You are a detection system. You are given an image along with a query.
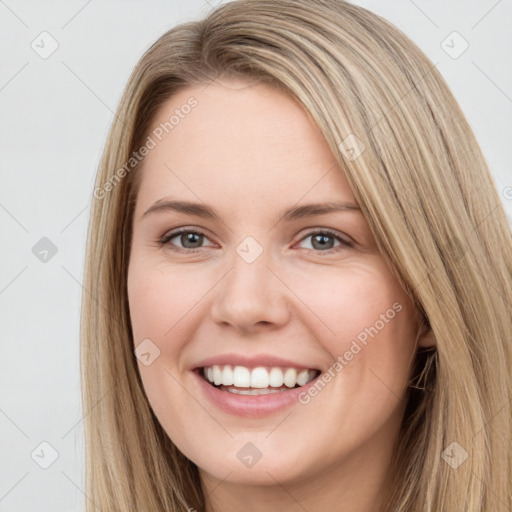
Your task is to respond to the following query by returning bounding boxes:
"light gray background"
[0,1,511,510]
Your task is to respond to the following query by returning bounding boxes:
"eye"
[296,229,353,254]
[159,227,353,254]
[159,228,216,253]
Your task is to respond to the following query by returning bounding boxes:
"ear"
[417,326,436,348]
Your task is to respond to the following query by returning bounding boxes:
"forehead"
[134,77,357,213]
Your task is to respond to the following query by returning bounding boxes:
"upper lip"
[193,353,320,371]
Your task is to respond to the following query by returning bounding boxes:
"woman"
[81,0,512,510]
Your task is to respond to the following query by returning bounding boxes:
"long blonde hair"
[80,0,512,510]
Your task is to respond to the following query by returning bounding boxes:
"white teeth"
[269,367,284,387]
[202,364,318,389]
[250,367,269,388]
[221,365,234,386]
[296,369,310,386]
[233,366,251,387]
[212,365,222,385]
[283,368,297,388]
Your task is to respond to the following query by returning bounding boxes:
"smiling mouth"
[198,365,321,395]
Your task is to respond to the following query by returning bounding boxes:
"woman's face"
[127,77,431,490]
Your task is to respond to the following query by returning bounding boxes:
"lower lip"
[193,370,319,418]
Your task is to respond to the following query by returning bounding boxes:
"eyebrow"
[142,199,362,221]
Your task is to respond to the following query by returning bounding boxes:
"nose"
[209,245,291,335]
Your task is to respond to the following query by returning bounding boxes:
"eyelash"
[158,228,353,255]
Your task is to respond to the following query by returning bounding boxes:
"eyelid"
[160,227,217,251]
[291,229,354,256]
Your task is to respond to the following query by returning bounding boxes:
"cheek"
[127,258,209,345]
[290,264,417,398]
[127,260,199,440]
[286,262,409,346]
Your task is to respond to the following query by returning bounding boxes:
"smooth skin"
[127,76,435,512]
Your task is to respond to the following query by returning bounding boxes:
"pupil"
[312,234,332,250]
[183,233,201,248]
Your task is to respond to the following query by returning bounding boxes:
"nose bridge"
[209,235,290,331]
